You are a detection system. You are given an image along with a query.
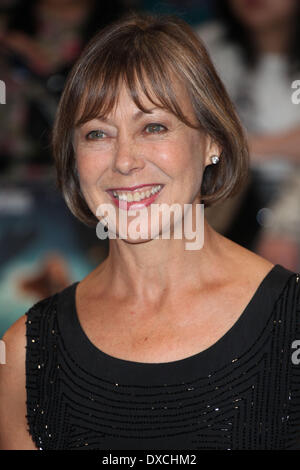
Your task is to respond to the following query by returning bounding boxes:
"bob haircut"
[52,11,249,227]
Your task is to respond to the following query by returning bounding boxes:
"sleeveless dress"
[25,264,300,450]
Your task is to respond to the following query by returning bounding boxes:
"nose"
[112,135,145,175]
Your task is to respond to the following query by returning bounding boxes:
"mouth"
[106,184,164,210]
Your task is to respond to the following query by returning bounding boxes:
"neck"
[97,217,224,305]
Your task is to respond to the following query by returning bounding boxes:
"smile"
[106,184,164,210]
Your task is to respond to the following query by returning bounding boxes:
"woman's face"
[228,0,298,31]
[73,79,218,242]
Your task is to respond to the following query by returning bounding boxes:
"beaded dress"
[25,264,300,449]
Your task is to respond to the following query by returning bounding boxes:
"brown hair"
[52,10,249,227]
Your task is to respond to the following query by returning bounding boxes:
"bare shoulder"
[0,315,27,423]
[219,234,275,284]
[0,315,37,449]
[1,314,27,361]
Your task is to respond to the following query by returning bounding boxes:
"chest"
[75,285,251,363]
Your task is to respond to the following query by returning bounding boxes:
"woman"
[0,11,299,450]
[197,0,300,251]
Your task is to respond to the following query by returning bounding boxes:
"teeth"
[112,185,162,202]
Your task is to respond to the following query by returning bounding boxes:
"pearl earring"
[210,155,220,165]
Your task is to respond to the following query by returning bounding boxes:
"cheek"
[153,141,202,176]
[75,147,108,182]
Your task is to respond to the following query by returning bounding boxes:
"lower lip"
[108,188,162,210]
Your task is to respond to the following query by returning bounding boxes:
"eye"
[85,130,106,140]
[144,123,167,134]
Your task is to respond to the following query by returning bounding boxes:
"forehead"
[75,69,198,127]
[106,80,186,118]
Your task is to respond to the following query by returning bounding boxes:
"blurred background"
[0,0,299,336]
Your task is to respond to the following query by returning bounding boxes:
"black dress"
[25,264,300,450]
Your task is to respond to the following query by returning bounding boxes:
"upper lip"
[106,183,163,191]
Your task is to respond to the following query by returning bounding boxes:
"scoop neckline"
[58,263,295,380]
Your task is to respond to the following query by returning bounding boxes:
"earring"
[210,155,220,165]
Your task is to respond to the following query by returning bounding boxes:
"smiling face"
[73,77,219,242]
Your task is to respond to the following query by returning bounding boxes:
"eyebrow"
[97,107,166,124]
[132,107,164,120]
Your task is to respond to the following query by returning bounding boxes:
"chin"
[116,226,162,243]
[120,236,154,245]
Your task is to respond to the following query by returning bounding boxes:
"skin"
[0,77,274,450]
[74,79,211,242]
[71,78,273,361]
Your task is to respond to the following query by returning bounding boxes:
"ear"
[203,135,222,168]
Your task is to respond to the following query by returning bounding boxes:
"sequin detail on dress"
[25,267,300,450]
